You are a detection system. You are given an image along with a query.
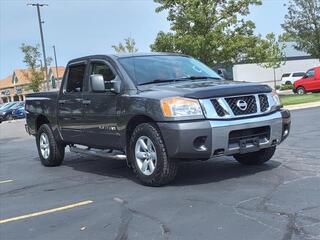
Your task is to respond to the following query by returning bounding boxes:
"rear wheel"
[128,123,178,186]
[296,86,306,95]
[36,124,65,166]
[234,146,276,165]
[6,114,13,121]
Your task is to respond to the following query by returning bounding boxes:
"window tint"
[91,62,116,89]
[292,72,305,77]
[66,64,86,93]
[282,73,290,78]
[306,70,315,78]
[119,56,221,85]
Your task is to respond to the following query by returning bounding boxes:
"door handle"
[58,100,67,104]
[82,100,91,105]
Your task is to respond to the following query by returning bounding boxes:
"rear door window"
[65,64,86,93]
[282,73,290,78]
[292,72,305,77]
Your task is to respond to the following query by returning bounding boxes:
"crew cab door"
[81,59,120,148]
[57,62,87,144]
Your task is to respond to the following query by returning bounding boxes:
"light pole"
[27,3,50,91]
[52,45,59,88]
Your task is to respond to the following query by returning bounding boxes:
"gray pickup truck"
[25,53,291,186]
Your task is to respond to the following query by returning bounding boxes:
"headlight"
[272,91,281,106]
[160,97,203,118]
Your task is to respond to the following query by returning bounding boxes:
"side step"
[69,145,126,160]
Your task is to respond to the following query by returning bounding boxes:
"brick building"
[0,66,65,103]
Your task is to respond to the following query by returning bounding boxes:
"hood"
[137,79,272,99]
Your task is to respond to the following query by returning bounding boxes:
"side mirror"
[90,74,105,92]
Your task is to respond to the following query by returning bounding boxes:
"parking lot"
[0,107,319,240]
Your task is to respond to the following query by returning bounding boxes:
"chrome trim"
[26,97,51,101]
[199,93,278,119]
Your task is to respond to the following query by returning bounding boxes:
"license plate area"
[239,137,260,153]
[229,126,270,153]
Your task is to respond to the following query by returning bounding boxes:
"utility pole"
[52,45,59,88]
[27,3,50,91]
[52,45,59,78]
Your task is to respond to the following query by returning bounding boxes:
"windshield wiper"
[138,78,183,86]
[138,76,221,86]
[179,76,222,80]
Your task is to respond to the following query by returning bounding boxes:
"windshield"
[118,55,221,85]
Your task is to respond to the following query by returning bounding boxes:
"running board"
[69,145,126,160]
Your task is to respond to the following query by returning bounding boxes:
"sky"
[0,0,287,79]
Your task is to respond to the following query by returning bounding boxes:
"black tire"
[285,81,292,85]
[128,123,178,186]
[6,114,13,121]
[234,146,276,165]
[36,124,65,167]
[296,86,306,95]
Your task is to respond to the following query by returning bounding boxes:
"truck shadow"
[63,153,281,186]
[173,158,280,186]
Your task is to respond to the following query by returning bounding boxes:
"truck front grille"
[259,94,269,112]
[225,95,257,115]
[210,99,225,117]
[208,93,271,118]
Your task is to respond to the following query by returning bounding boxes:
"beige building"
[0,66,65,103]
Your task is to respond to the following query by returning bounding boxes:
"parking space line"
[0,180,14,184]
[0,200,93,224]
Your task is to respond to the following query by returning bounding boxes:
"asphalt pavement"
[0,107,320,240]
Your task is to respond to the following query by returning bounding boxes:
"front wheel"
[36,124,65,167]
[233,146,276,165]
[128,123,178,186]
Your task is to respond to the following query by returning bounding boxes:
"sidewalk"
[285,101,320,110]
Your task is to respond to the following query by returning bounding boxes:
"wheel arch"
[125,114,158,167]
[35,114,50,131]
[126,115,157,145]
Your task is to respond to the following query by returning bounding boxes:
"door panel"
[81,60,121,149]
[303,69,316,91]
[57,63,87,144]
[82,92,120,148]
[58,93,84,143]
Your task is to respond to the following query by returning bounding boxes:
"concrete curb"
[284,101,320,110]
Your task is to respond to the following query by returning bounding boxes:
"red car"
[293,66,320,94]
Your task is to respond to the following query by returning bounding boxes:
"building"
[0,66,65,103]
[232,42,320,88]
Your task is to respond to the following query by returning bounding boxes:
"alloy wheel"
[135,136,157,176]
[40,132,50,159]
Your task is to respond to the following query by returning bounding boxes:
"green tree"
[282,0,320,60]
[258,34,287,89]
[151,0,282,67]
[20,43,44,92]
[112,37,138,53]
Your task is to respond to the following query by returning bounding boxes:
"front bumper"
[158,109,291,159]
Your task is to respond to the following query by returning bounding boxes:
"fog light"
[193,136,208,151]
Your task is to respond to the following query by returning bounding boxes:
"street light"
[27,3,50,91]
[52,45,59,88]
